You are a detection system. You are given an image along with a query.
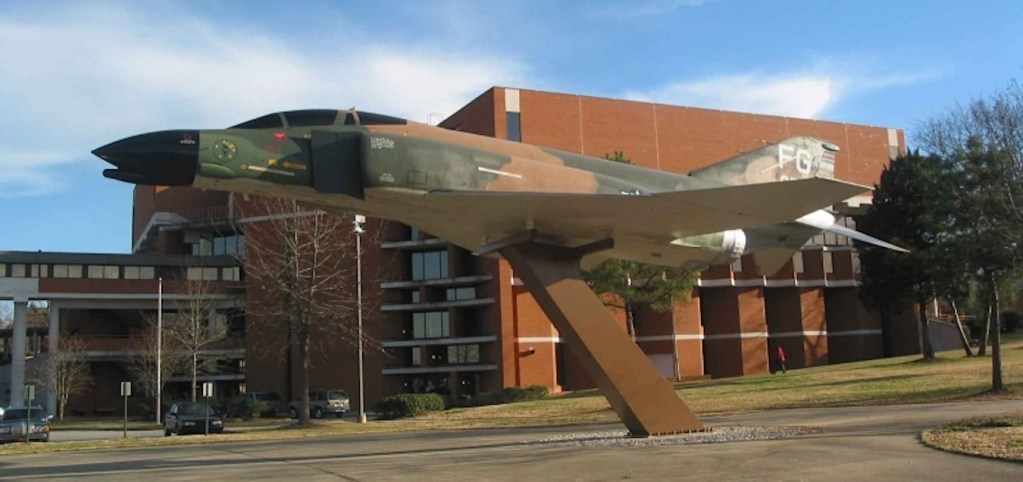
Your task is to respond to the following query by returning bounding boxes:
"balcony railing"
[380,273,493,289]
[381,363,498,375]
[380,297,495,312]
[382,334,497,348]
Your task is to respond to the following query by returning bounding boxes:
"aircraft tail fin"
[689,137,838,185]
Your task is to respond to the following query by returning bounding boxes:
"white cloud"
[624,65,940,119]
[626,74,836,119]
[0,4,525,197]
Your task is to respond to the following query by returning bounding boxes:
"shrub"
[228,397,267,420]
[374,393,446,419]
[457,385,548,407]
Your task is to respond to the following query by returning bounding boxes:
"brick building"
[1,87,918,414]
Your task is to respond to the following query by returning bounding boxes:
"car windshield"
[178,403,214,416]
[327,390,348,400]
[2,408,47,421]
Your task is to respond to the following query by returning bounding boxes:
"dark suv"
[289,389,350,419]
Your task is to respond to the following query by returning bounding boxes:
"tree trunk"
[918,301,935,360]
[978,298,992,356]
[191,352,198,401]
[298,328,311,425]
[989,275,1004,392]
[950,299,974,357]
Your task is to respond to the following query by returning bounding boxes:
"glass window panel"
[68,265,83,278]
[237,235,246,256]
[124,266,140,279]
[823,251,834,274]
[412,313,425,339]
[203,267,218,280]
[187,267,203,280]
[104,265,120,279]
[214,237,226,255]
[411,291,420,303]
[11,264,26,277]
[411,347,422,366]
[411,252,423,280]
[225,236,237,255]
[140,267,155,279]
[52,264,68,278]
[0,263,6,277]
[439,251,448,278]
[424,252,440,280]
[87,265,103,279]
[792,252,804,274]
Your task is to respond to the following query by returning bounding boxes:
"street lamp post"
[157,277,163,425]
[353,214,367,424]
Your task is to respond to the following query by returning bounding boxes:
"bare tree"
[28,335,92,421]
[240,197,367,425]
[165,276,232,401]
[0,301,12,329]
[126,313,187,409]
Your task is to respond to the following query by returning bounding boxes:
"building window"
[10,264,26,278]
[792,252,804,274]
[187,267,219,281]
[87,265,121,279]
[411,250,448,281]
[68,265,83,278]
[823,251,834,275]
[851,251,862,276]
[122,266,155,280]
[446,287,476,301]
[0,263,5,277]
[29,264,48,278]
[412,312,449,339]
[448,344,480,364]
[411,347,422,366]
[221,267,241,281]
[410,291,421,303]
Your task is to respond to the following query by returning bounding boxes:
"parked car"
[163,401,224,436]
[289,389,350,419]
[0,406,52,443]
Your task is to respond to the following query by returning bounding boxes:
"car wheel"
[312,407,323,419]
[164,426,171,437]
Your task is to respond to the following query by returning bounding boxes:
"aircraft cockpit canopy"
[230,110,408,129]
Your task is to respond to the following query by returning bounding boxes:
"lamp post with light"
[353,214,367,424]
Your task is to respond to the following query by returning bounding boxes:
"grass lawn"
[3,334,1021,456]
[922,412,1023,461]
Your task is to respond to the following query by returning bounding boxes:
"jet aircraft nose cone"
[93,130,200,186]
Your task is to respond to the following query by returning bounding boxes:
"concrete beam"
[500,242,703,436]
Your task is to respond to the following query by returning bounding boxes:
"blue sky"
[1,0,1021,254]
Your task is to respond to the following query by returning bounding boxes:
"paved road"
[3,401,1021,481]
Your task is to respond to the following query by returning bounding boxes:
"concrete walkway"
[1,400,1021,480]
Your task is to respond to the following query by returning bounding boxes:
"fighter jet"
[94,109,902,275]
[94,109,904,436]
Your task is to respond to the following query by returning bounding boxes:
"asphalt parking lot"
[2,401,1021,481]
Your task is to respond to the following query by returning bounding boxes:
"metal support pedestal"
[501,242,704,436]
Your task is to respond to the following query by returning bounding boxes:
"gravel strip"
[525,426,822,448]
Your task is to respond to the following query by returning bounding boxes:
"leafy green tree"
[858,150,964,360]
[583,152,699,338]
[948,142,1021,390]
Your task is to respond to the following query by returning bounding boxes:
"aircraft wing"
[402,177,870,253]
